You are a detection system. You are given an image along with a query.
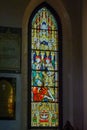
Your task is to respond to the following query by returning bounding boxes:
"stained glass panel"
[32,30,58,50]
[31,102,59,127]
[32,50,58,71]
[32,7,58,51]
[32,87,58,102]
[31,6,59,127]
[32,71,58,87]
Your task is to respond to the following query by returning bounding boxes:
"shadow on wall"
[62,121,79,130]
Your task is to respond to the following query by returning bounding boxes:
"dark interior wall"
[83,0,87,129]
[62,0,83,129]
[0,0,83,130]
[0,1,29,130]
[0,0,29,27]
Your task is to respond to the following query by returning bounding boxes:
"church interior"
[0,0,86,130]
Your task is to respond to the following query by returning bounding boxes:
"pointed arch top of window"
[28,2,62,50]
[28,2,62,129]
[32,7,58,30]
[28,2,62,35]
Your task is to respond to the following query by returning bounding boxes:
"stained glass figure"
[31,6,60,127]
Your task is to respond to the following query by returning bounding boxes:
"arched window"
[28,2,62,129]
[0,78,16,119]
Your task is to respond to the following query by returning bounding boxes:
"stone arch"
[22,0,72,130]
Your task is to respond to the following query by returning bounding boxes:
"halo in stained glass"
[32,50,58,71]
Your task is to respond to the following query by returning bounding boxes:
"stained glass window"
[28,4,62,128]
